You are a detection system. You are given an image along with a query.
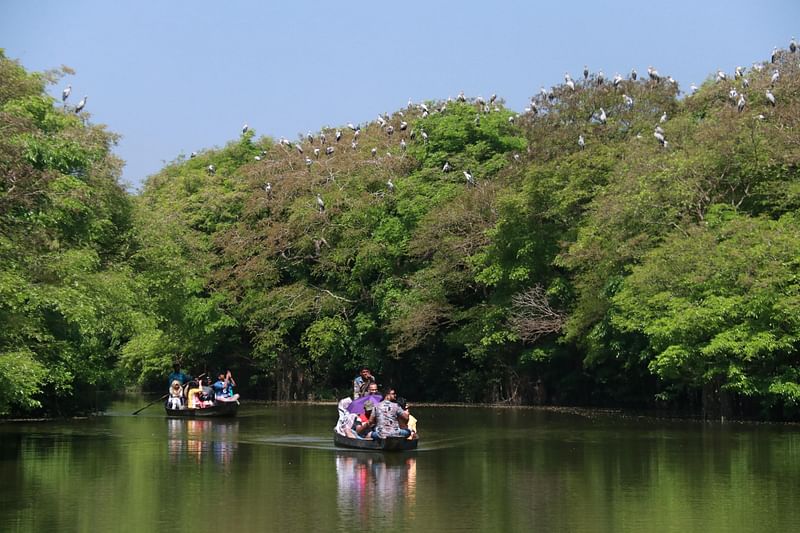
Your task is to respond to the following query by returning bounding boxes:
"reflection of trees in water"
[166,419,238,465]
[335,453,417,522]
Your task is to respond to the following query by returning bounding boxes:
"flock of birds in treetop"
[60,38,798,213]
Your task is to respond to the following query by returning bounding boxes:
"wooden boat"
[165,401,238,418]
[333,431,418,451]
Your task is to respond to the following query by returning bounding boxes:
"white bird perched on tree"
[623,94,634,108]
[598,108,607,124]
[387,179,395,192]
[400,139,406,150]
[326,146,335,155]
[566,77,575,91]
[419,103,429,114]
[62,84,71,102]
[190,151,197,158]
[421,131,428,142]
[264,182,272,196]
[242,123,249,134]
[716,69,727,82]
[377,115,386,127]
[737,94,746,113]
[647,66,660,82]
[307,131,314,143]
[386,125,394,135]
[630,68,637,81]
[583,65,589,80]
[207,164,216,175]
[729,88,738,101]
[335,130,342,142]
[314,147,320,158]
[489,93,497,104]
[354,129,361,139]
[742,78,750,89]
[771,46,779,63]
[660,111,668,123]
[766,89,776,106]
[735,66,744,79]
[75,95,87,113]
[316,194,325,212]
[399,121,408,131]
[463,170,475,186]
[305,156,313,167]
[371,147,377,156]
[320,132,327,144]
[654,128,666,147]
[596,70,605,86]
[254,155,261,161]
[347,122,357,131]
[771,69,780,85]
[752,62,764,72]
[690,83,698,94]
[295,144,303,154]
[578,135,585,149]
[612,73,623,88]
[442,161,452,172]
[790,37,797,53]
[457,91,466,102]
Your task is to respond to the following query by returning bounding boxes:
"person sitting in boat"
[353,367,376,399]
[352,399,376,437]
[167,379,184,409]
[168,363,191,388]
[213,370,240,402]
[186,380,204,409]
[396,396,418,440]
[368,388,411,439]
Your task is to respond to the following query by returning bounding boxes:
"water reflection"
[166,418,238,465]
[335,453,417,522]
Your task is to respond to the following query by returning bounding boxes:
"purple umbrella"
[347,394,383,414]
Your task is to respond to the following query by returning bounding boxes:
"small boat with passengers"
[333,430,418,451]
[165,400,238,418]
[333,394,418,452]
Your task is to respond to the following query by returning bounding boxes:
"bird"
[264,182,272,196]
[737,94,746,113]
[655,125,665,136]
[513,153,520,162]
[690,83,698,94]
[61,84,71,102]
[612,73,623,87]
[305,156,313,167]
[190,151,197,158]
[421,131,428,142]
[771,47,779,63]
[791,37,797,54]
[314,148,320,158]
[716,69,727,82]
[387,179,395,192]
[583,65,589,80]
[729,88,738,102]
[242,123,249,134]
[326,146,335,155]
[654,129,666,147]
[623,94,634,108]
[354,129,361,139]
[735,66,744,79]
[74,95,87,113]
[371,147,377,156]
[659,111,667,123]
[400,121,408,131]
[295,144,303,154]
[400,139,406,150]
[766,89,776,106]
[320,132,327,144]
[307,131,314,143]
[771,69,780,85]
[386,125,394,135]
[335,130,342,142]
[565,76,575,91]
[347,122,358,131]
[464,170,475,186]
[207,164,216,175]
[578,135,585,149]
[254,155,261,161]
[647,66,660,82]
[596,70,605,86]
[630,68,637,81]
[598,108,607,124]
[489,93,497,104]
[316,194,325,212]
[742,78,750,89]
[457,91,466,102]
[442,161,452,172]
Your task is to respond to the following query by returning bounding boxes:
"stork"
[400,121,408,130]
[654,129,666,147]
[578,135,585,149]
[242,123,249,134]
[295,144,303,154]
[583,65,589,80]
[307,131,314,143]
[264,182,272,197]
[387,179,395,192]
[305,156,313,167]
[771,69,780,85]
[766,89,776,106]
[316,194,325,212]
[207,164,216,175]
[647,66,660,82]
[660,111,667,123]
[612,73,623,88]
[400,139,406,150]
[326,146,335,155]
[314,147,321,158]
[716,69,727,82]
[598,108,607,124]
[630,68,637,81]
[790,37,797,54]
[371,147,377,156]
[335,130,342,142]
[623,94,634,108]
[771,47,779,63]
[737,94,746,113]
[62,84,71,103]
[443,161,452,172]
[75,95,87,113]
[463,170,475,186]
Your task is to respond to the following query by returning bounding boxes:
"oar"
[132,393,169,415]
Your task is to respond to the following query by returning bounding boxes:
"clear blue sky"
[3,0,798,191]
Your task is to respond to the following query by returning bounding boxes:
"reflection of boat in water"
[333,431,418,451]
[167,418,238,464]
[165,401,238,418]
[336,452,417,520]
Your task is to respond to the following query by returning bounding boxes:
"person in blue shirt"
[168,363,191,387]
[212,370,239,402]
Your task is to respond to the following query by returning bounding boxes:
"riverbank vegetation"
[1,47,799,419]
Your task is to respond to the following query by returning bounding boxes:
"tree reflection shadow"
[335,452,417,522]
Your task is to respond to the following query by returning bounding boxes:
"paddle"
[132,393,169,415]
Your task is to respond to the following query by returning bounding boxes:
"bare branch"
[508,285,566,342]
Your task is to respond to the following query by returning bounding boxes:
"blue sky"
[3,0,798,191]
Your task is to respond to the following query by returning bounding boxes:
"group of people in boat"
[166,364,240,410]
[337,366,418,441]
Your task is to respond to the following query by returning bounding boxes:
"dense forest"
[1,46,799,419]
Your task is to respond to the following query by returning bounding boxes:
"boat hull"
[333,431,418,451]
[165,401,238,418]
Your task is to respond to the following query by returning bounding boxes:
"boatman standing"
[353,367,376,399]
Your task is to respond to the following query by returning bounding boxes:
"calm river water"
[1,400,799,532]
